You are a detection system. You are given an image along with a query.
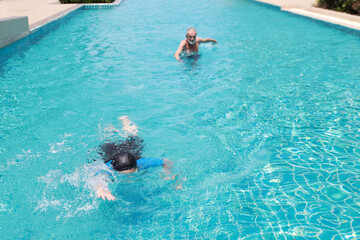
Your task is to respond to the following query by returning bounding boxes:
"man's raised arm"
[198,38,217,44]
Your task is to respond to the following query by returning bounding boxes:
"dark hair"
[98,136,144,163]
[111,152,137,171]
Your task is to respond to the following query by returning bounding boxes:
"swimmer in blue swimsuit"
[93,116,179,201]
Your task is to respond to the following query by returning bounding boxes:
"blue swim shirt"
[137,157,164,170]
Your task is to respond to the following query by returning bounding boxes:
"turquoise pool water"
[1,0,360,238]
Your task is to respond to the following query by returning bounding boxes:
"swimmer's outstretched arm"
[119,116,139,137]
[197,37,217,44]
[174,40,186,61]
[90,174,116,201]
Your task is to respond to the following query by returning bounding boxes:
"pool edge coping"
[282,7,360,31]
[30,0,124,33]
[29,4,82,33]
[254,0,360,31]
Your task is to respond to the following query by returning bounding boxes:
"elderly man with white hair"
[174,28,217,61]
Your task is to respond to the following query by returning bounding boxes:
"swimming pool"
[1,0,360,238]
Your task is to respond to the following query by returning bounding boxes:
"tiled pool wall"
[83,0,123,9]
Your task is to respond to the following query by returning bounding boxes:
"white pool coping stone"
[30,0,123,32]
[30,4,81,32]
[283,7,360,31]
[255,0,360,31]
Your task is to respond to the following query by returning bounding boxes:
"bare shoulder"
[196,37,204,43]
[180,39,187,45]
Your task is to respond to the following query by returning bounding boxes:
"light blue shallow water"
[1,0,360,239]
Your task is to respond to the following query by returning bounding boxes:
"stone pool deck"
[0,0,80,31]
[256,0,360,31]
[0,0,360,49]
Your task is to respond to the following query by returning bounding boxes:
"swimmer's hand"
[163,159,175,180]
[96,187,116,201]
[162,159,183,189]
